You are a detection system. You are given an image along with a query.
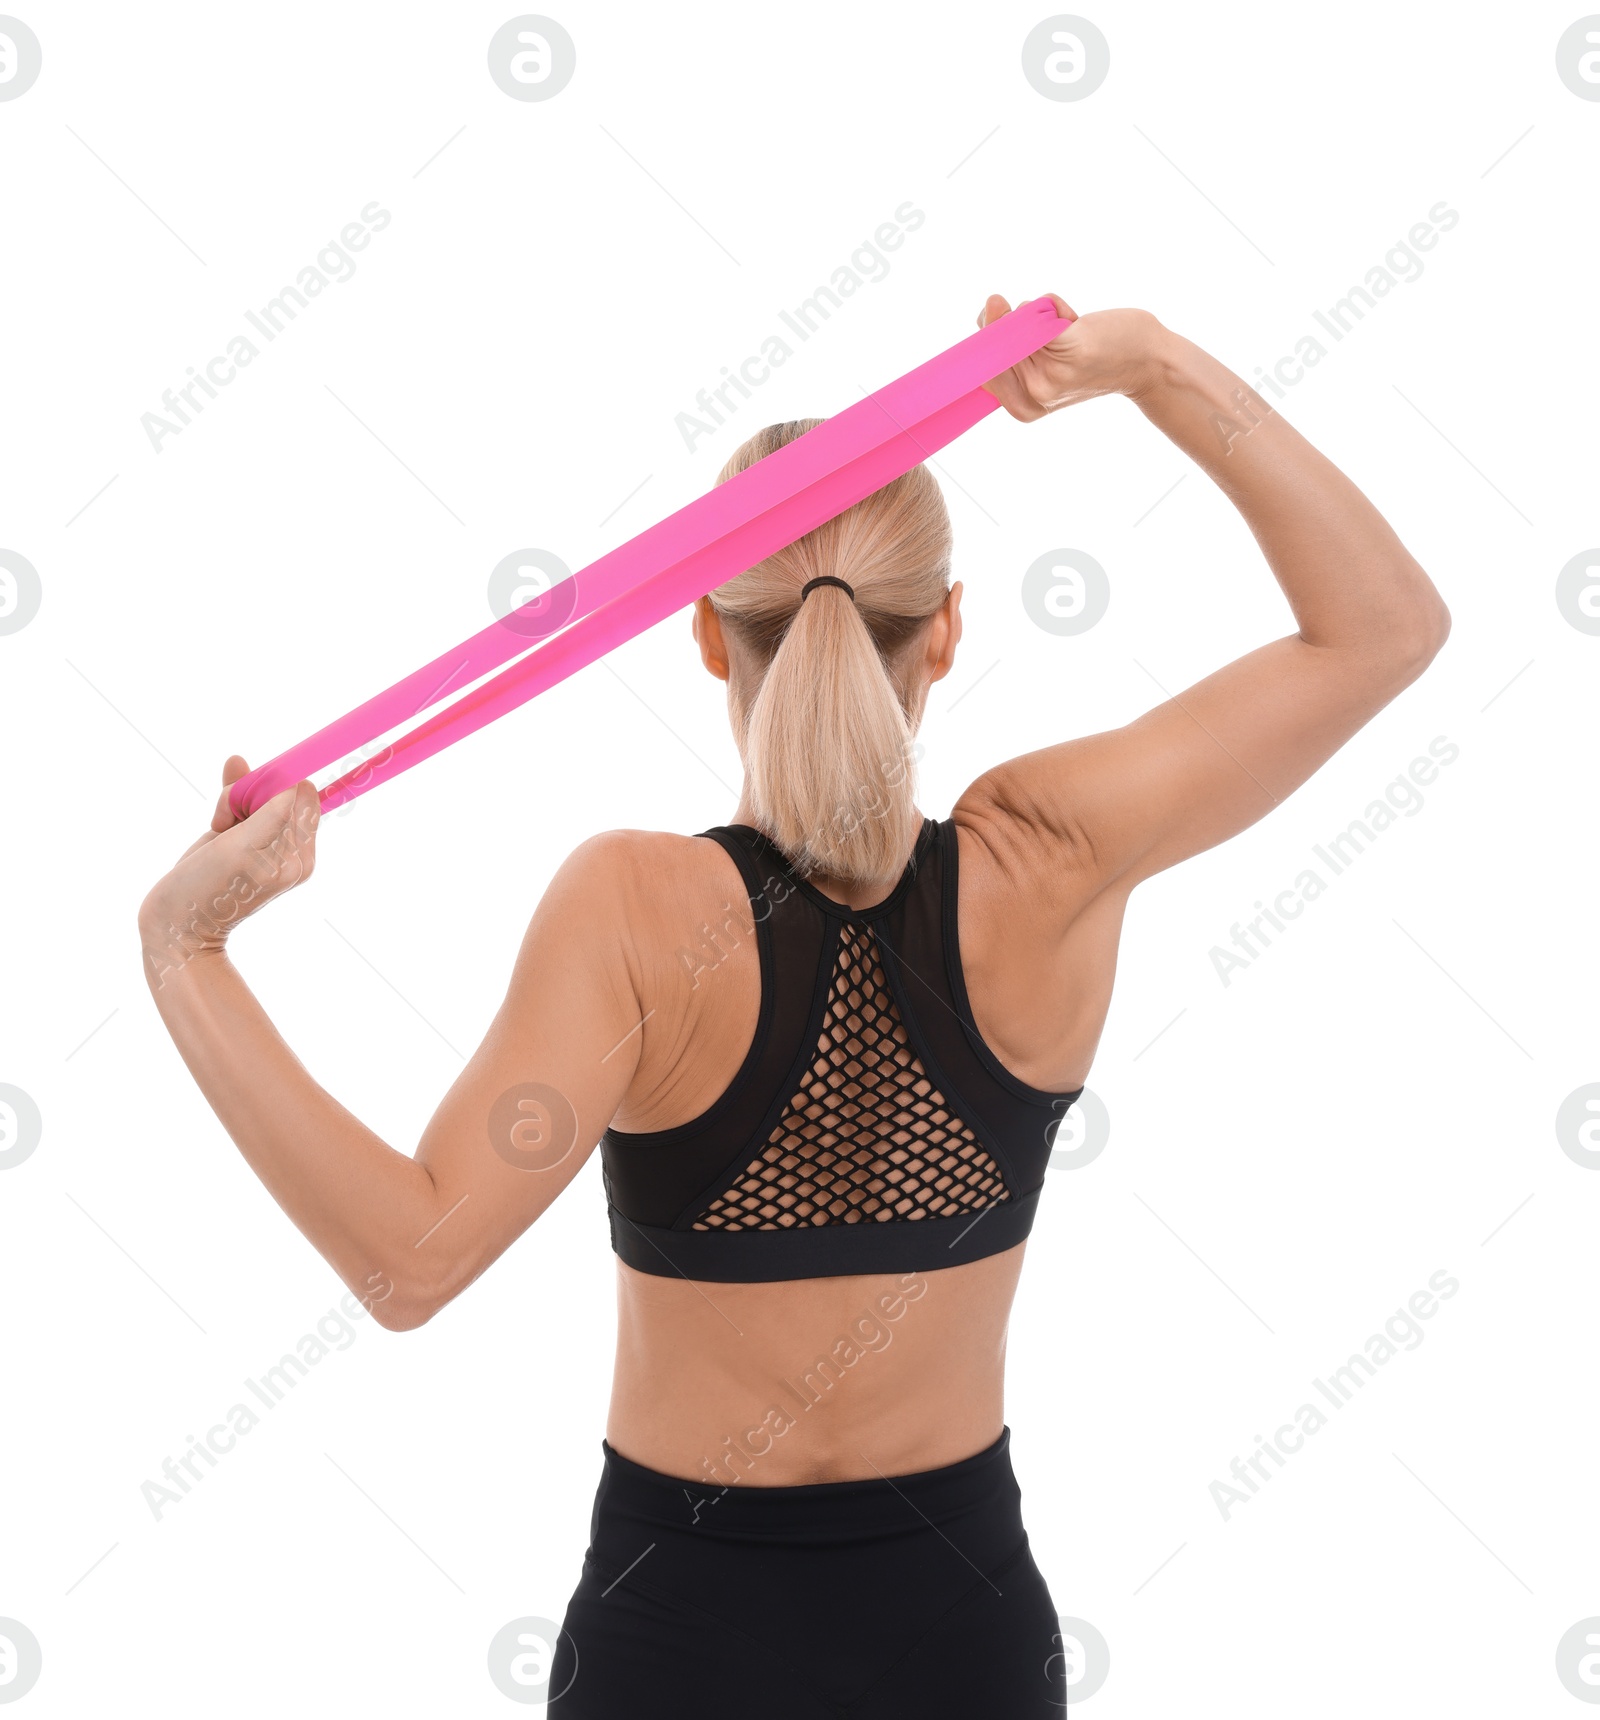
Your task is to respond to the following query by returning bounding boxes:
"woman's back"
[596,794,1120,1485]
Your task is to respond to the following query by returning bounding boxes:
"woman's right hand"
[978,295,1170,420]
[138,758,319,979]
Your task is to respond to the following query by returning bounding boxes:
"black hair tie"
[800,575,856,603]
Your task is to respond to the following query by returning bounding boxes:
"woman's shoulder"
[546,827,762,1065]
[548,826,754,953]
[558,825,710,876]
[556,826,738,886]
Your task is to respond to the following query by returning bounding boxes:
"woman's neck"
[728,791,921,911]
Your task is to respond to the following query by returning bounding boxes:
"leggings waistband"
[590,1427,1020,1552]
[559,1424,1061,1714]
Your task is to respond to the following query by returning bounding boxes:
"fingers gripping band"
[228,296,1070,820]
[800,576,855,602]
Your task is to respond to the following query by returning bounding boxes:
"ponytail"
[710,421,953,884]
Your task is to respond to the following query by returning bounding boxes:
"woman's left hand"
[978,294,1169,419]
[138,755,320,976]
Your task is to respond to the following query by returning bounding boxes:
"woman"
[139,293,1449,1715]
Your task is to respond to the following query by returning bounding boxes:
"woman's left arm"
[139,757,647,1330]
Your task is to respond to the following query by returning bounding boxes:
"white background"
[2,1,1597,1713]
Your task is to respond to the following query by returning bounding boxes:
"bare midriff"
[605,1240,1026,1486]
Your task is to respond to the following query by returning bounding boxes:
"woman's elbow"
[1421,591,1452,656]
[362,1255,473,1332]
[347,1261,436,1332]
[367,1291,438,1333]
[1392,586,1451,674]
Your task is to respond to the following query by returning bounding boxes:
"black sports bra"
[600,817,1085,1283]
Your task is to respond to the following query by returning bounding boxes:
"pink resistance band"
[229,295,1071,821]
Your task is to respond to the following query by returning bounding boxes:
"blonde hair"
[709,420,953,884]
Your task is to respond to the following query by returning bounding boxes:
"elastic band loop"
[228,296,1071,820]
[800,576,855,602]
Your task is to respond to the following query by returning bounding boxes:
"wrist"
[1122,321,1187,404]
[139,897,231,990]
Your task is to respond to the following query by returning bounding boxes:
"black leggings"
[548,1426,1067,1716]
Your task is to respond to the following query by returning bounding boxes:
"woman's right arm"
[957,296,1450,908]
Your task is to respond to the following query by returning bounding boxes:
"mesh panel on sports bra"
[691,920,1010,1231]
